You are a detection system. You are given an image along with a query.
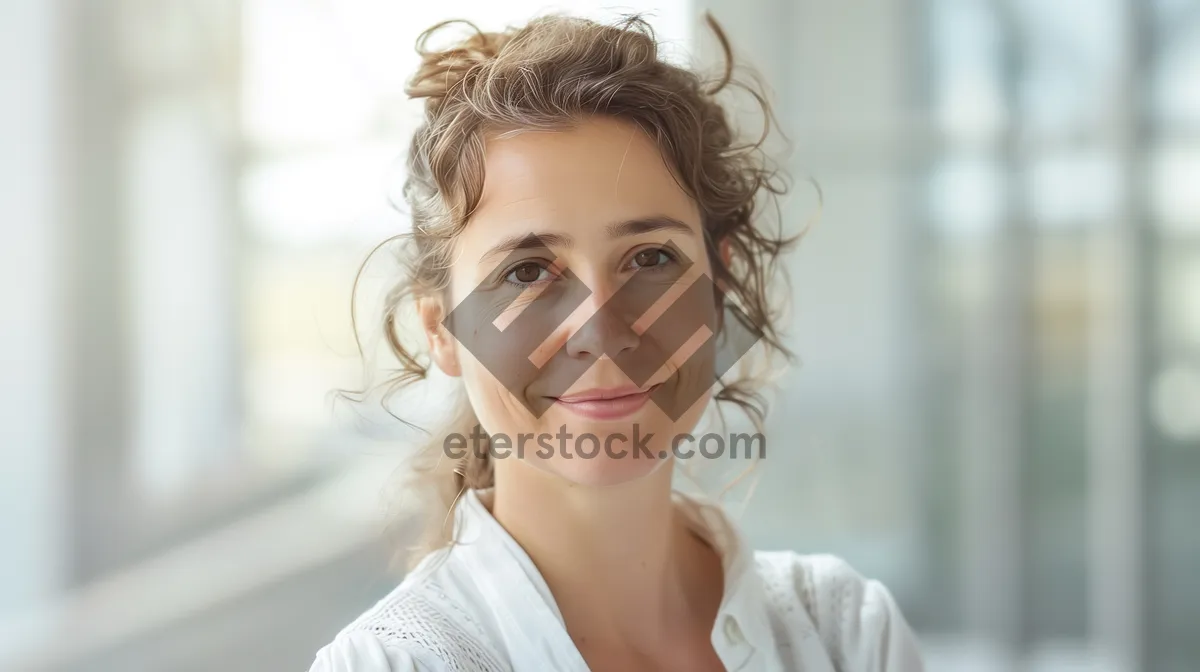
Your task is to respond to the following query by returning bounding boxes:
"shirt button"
[723,615,745,646]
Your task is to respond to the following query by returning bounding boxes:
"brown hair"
[344,12,804,570]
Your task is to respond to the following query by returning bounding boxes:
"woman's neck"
[487,460,724,650]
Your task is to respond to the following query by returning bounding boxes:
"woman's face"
[429,116,718,486]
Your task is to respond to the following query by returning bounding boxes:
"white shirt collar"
[448,487,782,671]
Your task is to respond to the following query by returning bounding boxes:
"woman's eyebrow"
[480,232,574,263]
[605,216,694,238]
[479,216,696,264]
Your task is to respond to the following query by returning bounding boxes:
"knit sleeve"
[793,553,926,672]
[308,630,450,672]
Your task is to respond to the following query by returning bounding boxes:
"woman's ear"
[417,296,462,377]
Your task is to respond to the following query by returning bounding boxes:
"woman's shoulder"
[308,551,507,672]
[753,550,884,612]
[752,551,925,671]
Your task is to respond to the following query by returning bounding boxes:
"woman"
[311,12,924,672]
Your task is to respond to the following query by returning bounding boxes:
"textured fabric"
[309,488,925,672]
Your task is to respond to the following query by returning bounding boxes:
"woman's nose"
[562,289,640,360]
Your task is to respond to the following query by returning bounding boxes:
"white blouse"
[309,488,925,671]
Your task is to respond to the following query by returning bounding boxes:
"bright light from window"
[241,0,694,246]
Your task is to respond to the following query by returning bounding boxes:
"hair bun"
[406,20,510,105]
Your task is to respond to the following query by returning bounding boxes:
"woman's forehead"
[459,118,699,253]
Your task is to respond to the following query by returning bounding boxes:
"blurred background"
[2,0,1197,670]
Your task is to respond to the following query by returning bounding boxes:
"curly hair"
[342,11,804,570]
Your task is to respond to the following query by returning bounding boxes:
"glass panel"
[1151,363,1200,442]
[117,0,235,86]
[1025,151,1121,229]
[125,96,239,498]
[1155,0,1197,24]
[1151,147,1200,233]
[240,0,383,148]
[928,153,1006,238]
[241,247,371,465]
[1151,12,1200,130]
[1148,357,1200,669]
[119,0,243,501]
[241,144,404,246]
[1148,6,1200,670]
[1025,232,1089,639]
[928,0,1006,144]
[1157,243,1200,355]
[1013,0,1123,140]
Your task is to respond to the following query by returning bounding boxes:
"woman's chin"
[546,450,673,487]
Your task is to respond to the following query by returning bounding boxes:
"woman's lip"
[555,385,655,403]
[551,384,661,420]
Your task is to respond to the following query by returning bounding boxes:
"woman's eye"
[631,248,673,269]
[505,262,552,286]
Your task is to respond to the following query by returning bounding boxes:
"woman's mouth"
[551,384,662,420]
